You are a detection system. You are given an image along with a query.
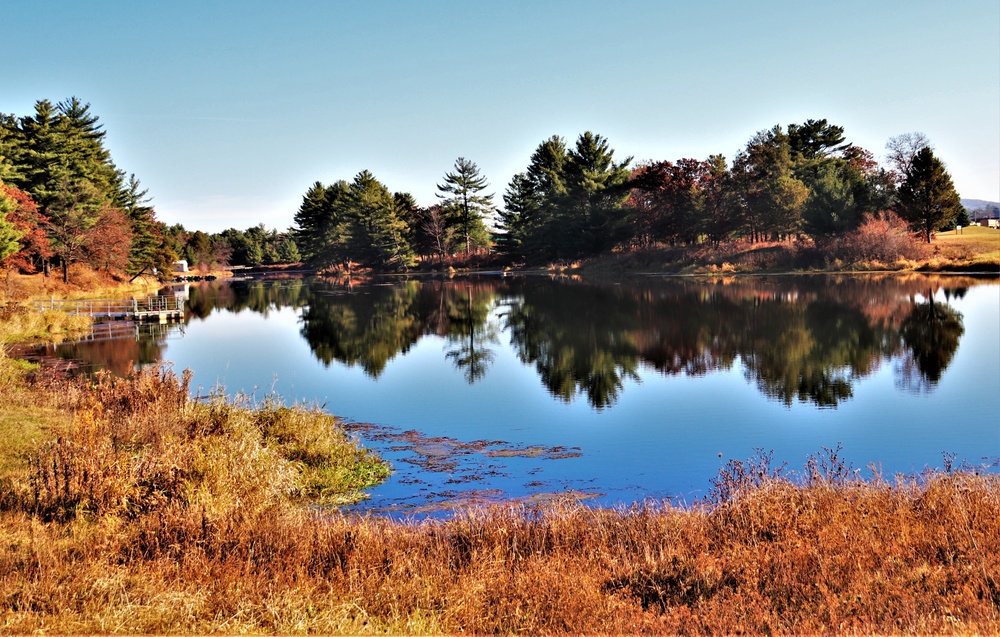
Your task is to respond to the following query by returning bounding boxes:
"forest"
[0,98,299,280]
[294,124,968,271]
[1,97,969,278]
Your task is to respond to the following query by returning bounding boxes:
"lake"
[33,273,1000,516]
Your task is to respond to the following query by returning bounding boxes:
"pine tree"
[46,177,104,282]
[437,157,494,254]
[4,98,163,278]
[731,126,808,241]
[501,136,568,260]
[897,147,962,242]
[561,132,632,256]
[294,181,355,270]
[115,173,171,276]
[346,171,413,270]
[499,172,536,256]
[0,113,24,183]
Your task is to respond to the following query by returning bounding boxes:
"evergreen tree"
[799,158,867,236]
[731,126,808,241]
[437,157,494,254]
[347,170,414,270]
[393,191,419,246]
[787,119,848,161]
[954,207,971,229]
[500,136,568,259]
[294,181,331,264]
[54,97,118,194]
[786,123,882,238]
[115,173,172,276]
[501,133,630,260]
[219,228,258,266]
[561,131,632,256]
[897,147,962,242]
[277,235,300,263]
[1,97,165,278]
[499,172,535,256]
[294,180,354,270]
[46,177,104,282]
[701,154,741,245]
[15,99,62,204]
[0,114,24,183]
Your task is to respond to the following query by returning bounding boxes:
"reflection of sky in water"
[146,279,1000,515]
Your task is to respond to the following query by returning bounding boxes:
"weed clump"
[4,366,388,523]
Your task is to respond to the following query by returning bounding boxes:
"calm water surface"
[37,274,1000,515]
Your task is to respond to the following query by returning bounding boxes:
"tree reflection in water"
[291,275,971,409]
[299,281,423,377]
[895,290,965,393]
[48,275,974,410]
[441,283,500,383]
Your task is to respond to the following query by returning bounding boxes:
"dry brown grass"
[1,467,996,634]
[577,224,1000,276]
[2,265,161,303]
[928,226,1000,270]
[1,360,997,634]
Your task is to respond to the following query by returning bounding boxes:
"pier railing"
[32,296,184,319]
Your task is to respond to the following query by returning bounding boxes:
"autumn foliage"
[0,182,51,273]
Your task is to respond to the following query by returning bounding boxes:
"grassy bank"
[931,226,1000,270]
[2,264,162,303]
[570,226,1000,276]
[0,354,997,633]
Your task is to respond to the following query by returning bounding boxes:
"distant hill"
[962,199,1000,213]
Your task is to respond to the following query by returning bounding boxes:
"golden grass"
[0,358,997,633]
[2,265,160,302]
[578,226,1000,275]
[1,471,996,634]
[932,226,1000,268]
[0,307,92,345]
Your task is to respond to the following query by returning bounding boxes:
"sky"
[3,0,999,233]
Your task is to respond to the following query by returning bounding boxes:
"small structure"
[976,218,1000,229]
[172,260,189,273]
[33,296,185,323]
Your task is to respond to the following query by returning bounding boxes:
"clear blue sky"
[3,0,998,232]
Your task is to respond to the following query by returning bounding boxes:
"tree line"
[292,157,498,272]
[0,97,302,282]
[2,100,967,279]
[0,97,174,281]
[295,120,967,270]
[162,224,300,273]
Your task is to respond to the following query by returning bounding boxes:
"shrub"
[824,211,928,268]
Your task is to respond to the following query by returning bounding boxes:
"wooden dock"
[33,296,185,322]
